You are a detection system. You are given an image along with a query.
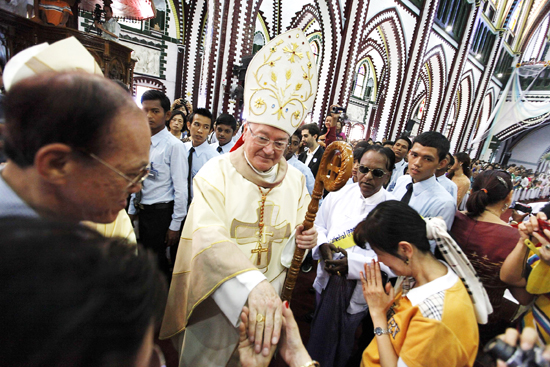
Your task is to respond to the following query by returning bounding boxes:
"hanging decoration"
[469,61,550,153]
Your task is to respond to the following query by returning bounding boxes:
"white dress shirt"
[128,128,188,231]
[184,140,219,200]
[387,159,408,192]
[392,174,456,231]
[436,174,458,202]
[210,140,236,154]
[287,155,315,195]
[304,145,320,167]
[312,184,396,314]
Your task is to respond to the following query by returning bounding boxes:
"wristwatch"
[374,327,391,336]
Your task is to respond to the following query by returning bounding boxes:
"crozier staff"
[160,29,319,367]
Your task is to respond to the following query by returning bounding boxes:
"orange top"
[362,279,478,367]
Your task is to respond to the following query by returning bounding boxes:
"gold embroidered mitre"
[4,36,103,91]
[244,29,318,135]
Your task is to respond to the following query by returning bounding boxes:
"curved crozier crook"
[318,142,353,192]
[281,141,353,303]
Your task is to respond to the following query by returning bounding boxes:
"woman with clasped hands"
[357,201,479,367]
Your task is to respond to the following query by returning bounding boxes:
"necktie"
[401,183,413,204]
[217,146,223,154]
[188,147,195,207]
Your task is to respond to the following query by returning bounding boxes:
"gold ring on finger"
[256,314,265,323]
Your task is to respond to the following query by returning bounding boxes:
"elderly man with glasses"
[0,39,150,235]
[161,30,320,367]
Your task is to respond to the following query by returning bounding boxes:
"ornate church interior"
[1,0,550,168]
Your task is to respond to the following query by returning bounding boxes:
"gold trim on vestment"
[160,267,258,340]
[195,176,226,199]
[191,224,230,235]
[192,239,230,261]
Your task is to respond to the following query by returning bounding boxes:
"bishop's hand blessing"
[247,280,283,357]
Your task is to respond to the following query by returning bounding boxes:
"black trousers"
[138,203,174,277]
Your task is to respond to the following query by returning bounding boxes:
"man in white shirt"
[210,113,237,154]
[392,131,456,231]
[184,108,218,205]
[128,90,188,275]
[436,153,458,202]
[285,130,314,195]
[387,135,411,191]
[307,145,396,367]
[298,123,324,178]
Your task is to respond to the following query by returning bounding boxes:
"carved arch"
[356,9,406,140]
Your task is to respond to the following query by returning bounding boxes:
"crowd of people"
[1,32,550,367]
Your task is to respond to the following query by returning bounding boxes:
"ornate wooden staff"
[281,141,353,302]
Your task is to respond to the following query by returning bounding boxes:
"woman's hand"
[278,302,313,367]
[361,260,395,318]
[238,306,277,367]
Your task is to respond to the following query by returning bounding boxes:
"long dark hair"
[448,152,471,179]
[466,170,512,218]
[354,200,430,256]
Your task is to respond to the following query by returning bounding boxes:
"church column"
[197,0,222,109]
[434,0,481,133]
[310,0,342,123]
[220,0,258,118]
[460,32,504,155]
[391,0,440,137]
[273,0,281,36]
[211,0,233,115]
[328,0,369,111]
[181,0,207,106]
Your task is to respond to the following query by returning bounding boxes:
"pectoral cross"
[230,204,291,270]
[251,245,269,265]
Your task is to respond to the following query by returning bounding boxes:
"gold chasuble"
[160,146,310,344]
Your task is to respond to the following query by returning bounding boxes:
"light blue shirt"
[129,127,188,231]
[287,155,314,195]
[392,174,456,231]
[387,159,408,192]
[0,167,39,218]
[184,140,219,200]
[210,140,236,154]
[436,174,458,202]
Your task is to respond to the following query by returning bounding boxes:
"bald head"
[4,72,141,167]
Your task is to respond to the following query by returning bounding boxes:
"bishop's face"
[243,123,289,172]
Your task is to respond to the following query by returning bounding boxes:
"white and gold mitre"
[244,29,318,135]
[3,36,103,91]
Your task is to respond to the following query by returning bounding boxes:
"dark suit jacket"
[298,146,324,178]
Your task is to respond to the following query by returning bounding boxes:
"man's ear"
[164,110,172,122]
[436,156,449,171]
[34,144,74,184]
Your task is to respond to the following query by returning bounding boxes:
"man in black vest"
[298,123,324,178]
